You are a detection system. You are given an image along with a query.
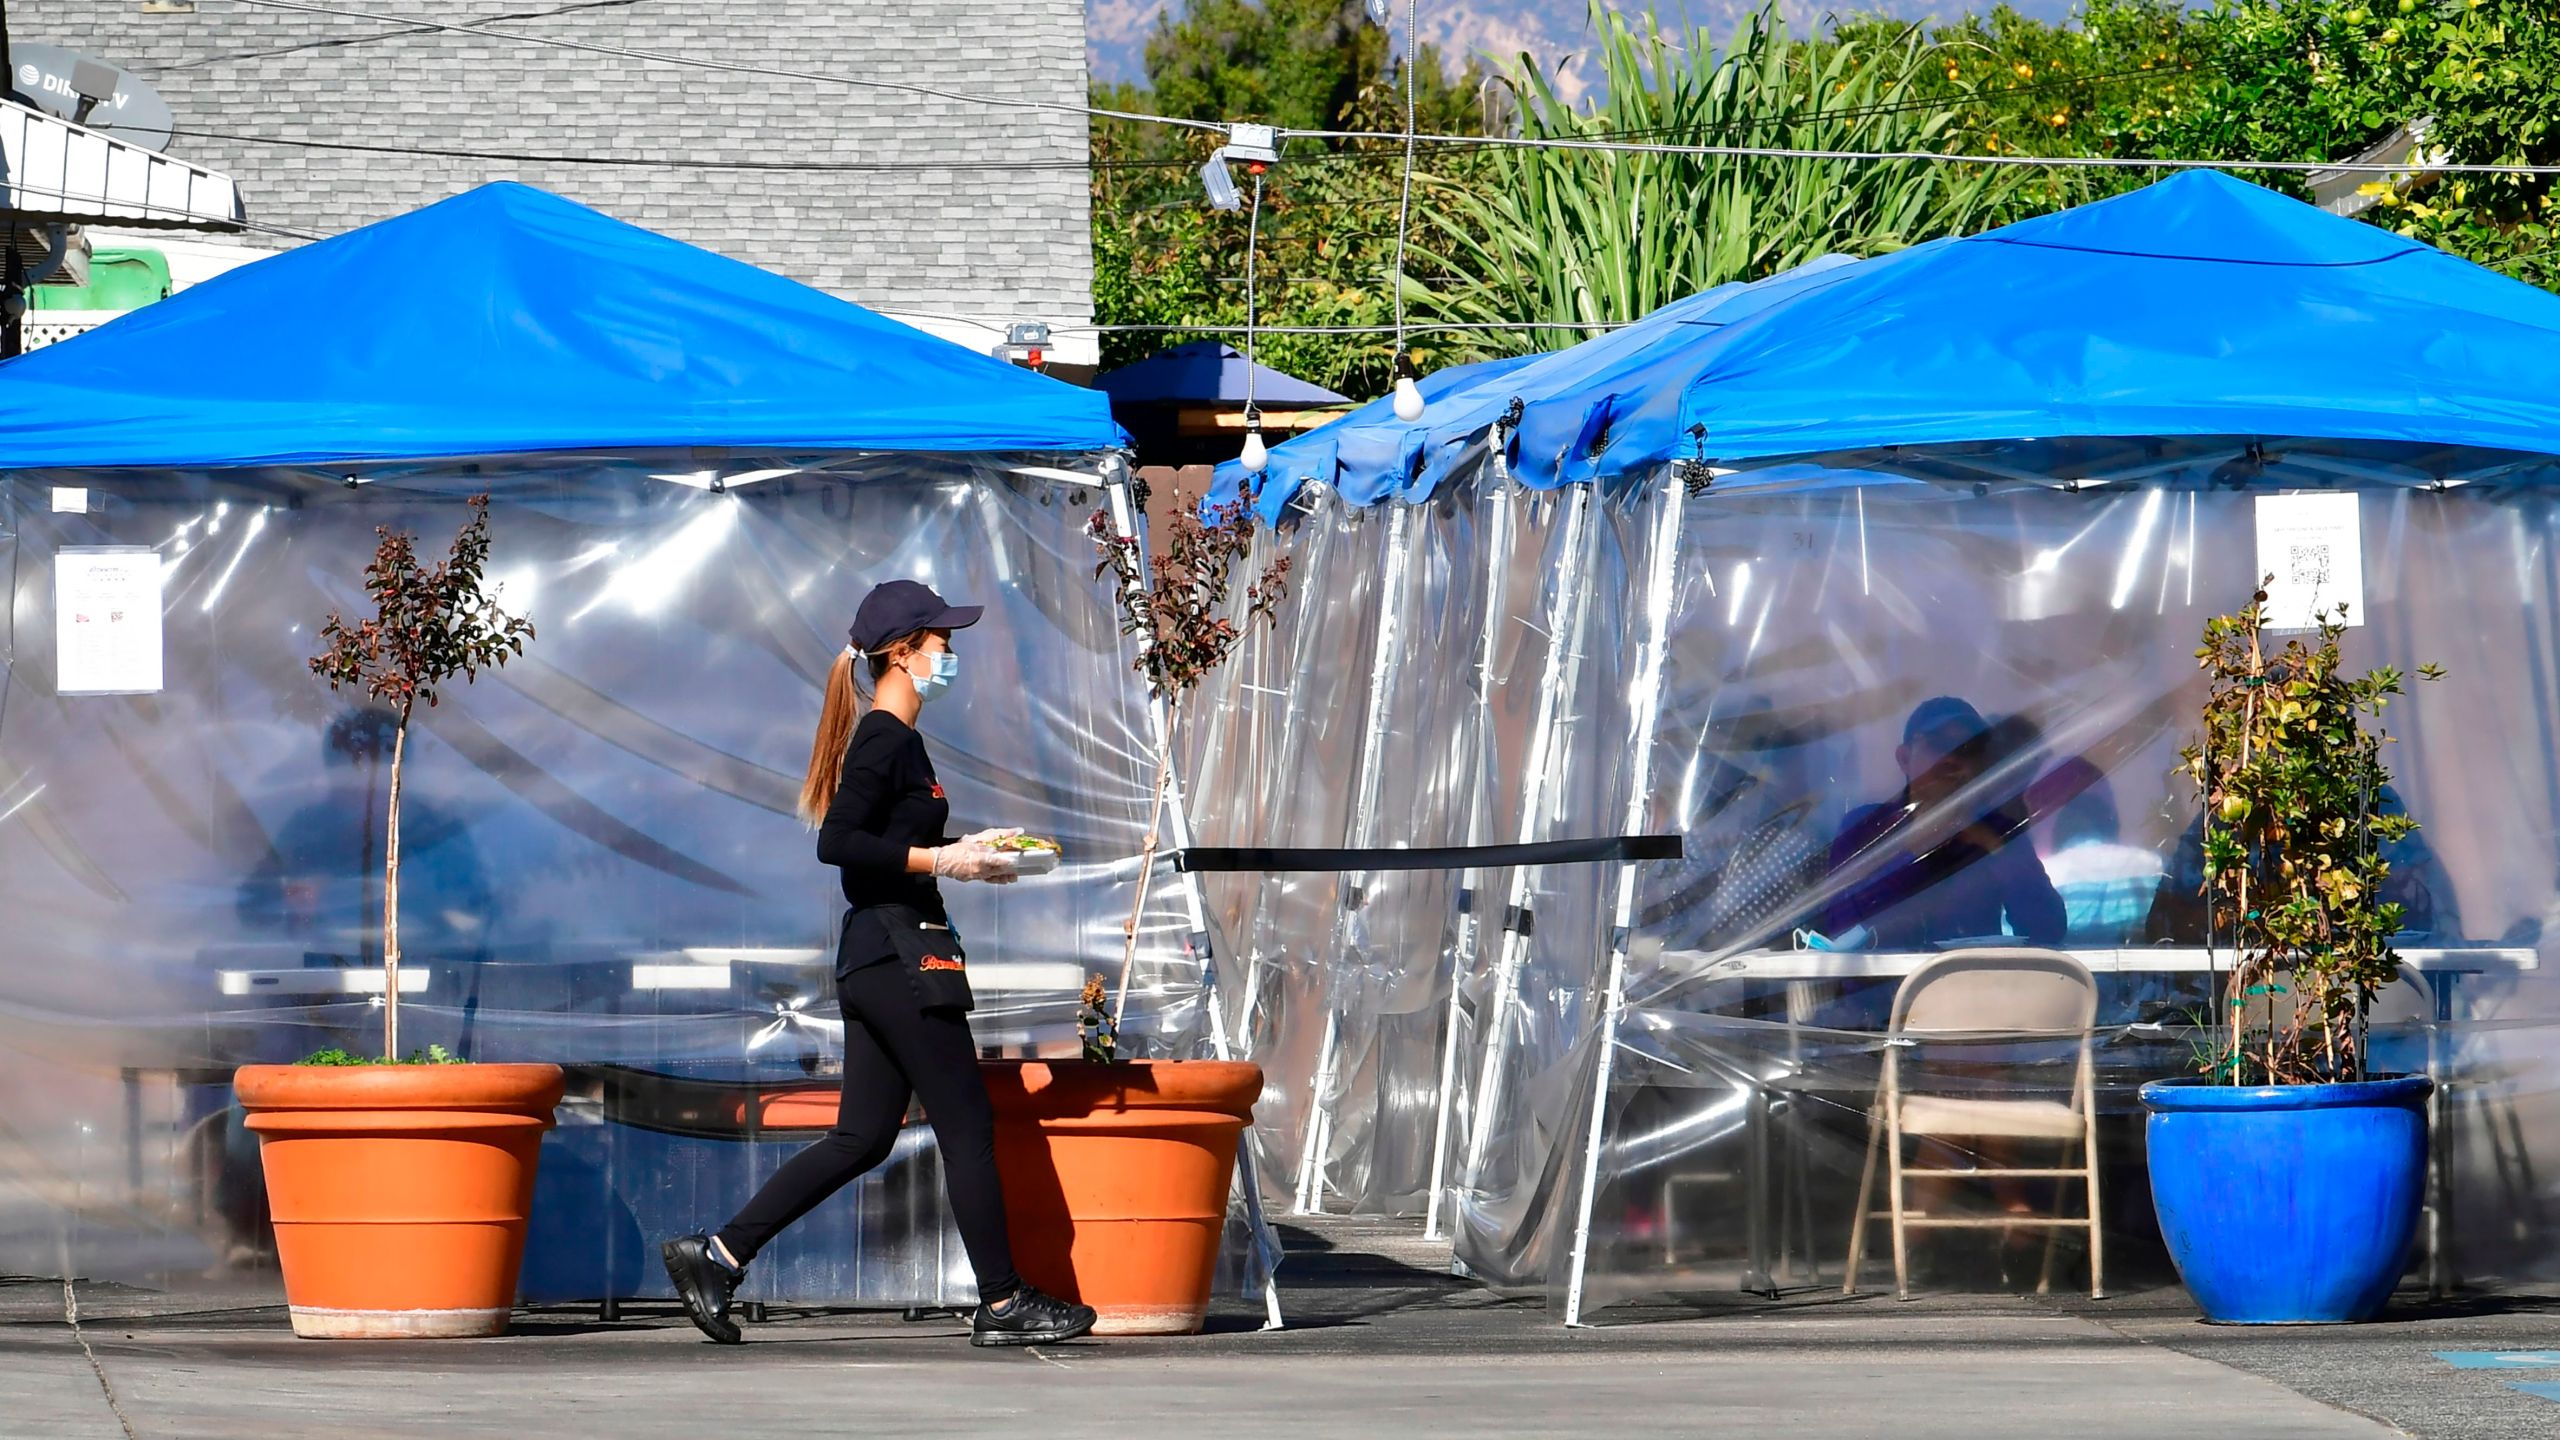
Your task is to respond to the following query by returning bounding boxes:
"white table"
[1654,945,2538,984]
[1646,943,2538,1297]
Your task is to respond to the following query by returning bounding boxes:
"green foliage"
[1832,1,2208,216]
[1090,153,1426,395]
[1408,5,2032,355]
[1848,0,2560,285]
[297,1044,464,1066]
[1090,0,1494,395]
[1134,0,1490,134]
[1087,0,2560,404]
[2181,586,2443,1085]
[2113,0,2560,288]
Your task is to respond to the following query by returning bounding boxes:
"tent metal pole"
[1105,464,1284,1330]
[1563,471,1688,1326]
[1459,484,1595,1201]
[1293,501,1416,1215]
[1426,460,1517,1242]
[1247,493,1337,1216]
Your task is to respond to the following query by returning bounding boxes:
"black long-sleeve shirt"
[819,710,951,968]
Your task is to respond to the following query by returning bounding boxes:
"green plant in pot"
[967,493,1288,1337]
[2140,582,2444,1324]
[232,494,564,1339]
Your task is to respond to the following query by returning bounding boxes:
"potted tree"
[2141,586,2444,1324]
[972,494,1289,1335]
[233,495,561,1339]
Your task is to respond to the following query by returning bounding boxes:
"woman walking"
[663,580,1096,1347]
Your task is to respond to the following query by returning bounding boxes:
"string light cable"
[1238,162,1270,474]
[1386,0,1426,422]
[207,4,2560,181]
[1285,124,2560,178]
[164,57,2206,180]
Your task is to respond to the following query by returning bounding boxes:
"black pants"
[714,958,1022,1300]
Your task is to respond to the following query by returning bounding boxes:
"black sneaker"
[969,1285,1097,1348]
[662,1234,745,1344]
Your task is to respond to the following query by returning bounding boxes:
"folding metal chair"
[1843,948,2103,1301]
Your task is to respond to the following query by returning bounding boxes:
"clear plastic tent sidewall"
[1209,439,2560,1318]
[0,453,1279,1310]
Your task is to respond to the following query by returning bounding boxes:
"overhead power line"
[228,0,1225,132]
[1287,126,2560,179]
[205,4,2560,182]
[168,126,1104,173]
[1066,320,1630,336]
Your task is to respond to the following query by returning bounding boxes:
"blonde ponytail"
[799,650,867,824]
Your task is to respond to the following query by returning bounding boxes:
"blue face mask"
[912,649,959,702]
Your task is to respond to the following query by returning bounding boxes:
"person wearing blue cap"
[661,580,1096,1348]
[1822,696,2066,949]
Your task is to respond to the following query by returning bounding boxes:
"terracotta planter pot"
[981,1058,1260,1336]
[236,1062,564,1339]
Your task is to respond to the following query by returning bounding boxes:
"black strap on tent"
[1173,835,1682,874]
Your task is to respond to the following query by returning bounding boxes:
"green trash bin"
[29,248,174,312]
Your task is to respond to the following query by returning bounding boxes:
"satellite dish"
[10,43,176,152]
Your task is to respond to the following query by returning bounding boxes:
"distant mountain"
[1088,1,2087,89]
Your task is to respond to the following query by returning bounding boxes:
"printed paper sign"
[2254,492,2364,631]
[50,487,87,514]
[56,547,164,695]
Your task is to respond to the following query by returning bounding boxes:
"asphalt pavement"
[3,1218,2555,1439]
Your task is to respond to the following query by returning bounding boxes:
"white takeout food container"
[1009,846,1061,877]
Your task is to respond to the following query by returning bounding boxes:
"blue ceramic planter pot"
[2140,1074,2431,1324]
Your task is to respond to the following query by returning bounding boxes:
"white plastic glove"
[932,841,1021,885]
[959,826,1025,848]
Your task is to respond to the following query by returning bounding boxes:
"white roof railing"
[1,98,243,232]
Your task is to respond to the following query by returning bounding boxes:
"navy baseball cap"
[1902,695,1988,747]
[848,580,982,654]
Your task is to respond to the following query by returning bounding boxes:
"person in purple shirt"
[1823,697,2066,949]
[1822,700,2069,1277]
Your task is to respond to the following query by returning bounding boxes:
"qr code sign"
[2288,543,2331,589]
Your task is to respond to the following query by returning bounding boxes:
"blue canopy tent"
[1216,252,1867,519]
[1228,170,2560,516]
[0,183,1285,1321]
[1195,171,2560,1319]
[1098,339,1350,408]
[1095,339,1347,469]
[0,181,1125,465]
[1203,352,1540,517]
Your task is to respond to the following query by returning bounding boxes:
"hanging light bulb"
[1240,407,1269,473]
[1390,352,1426,422]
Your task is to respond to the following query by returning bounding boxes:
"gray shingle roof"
[12,0,1093,326]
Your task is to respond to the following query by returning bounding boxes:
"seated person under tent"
[2141,783,2460,945]
[2025,760,2168,946]
[1823,696,2067,952]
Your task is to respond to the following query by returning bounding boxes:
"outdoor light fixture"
[1240,405,1269,473]
[1199,150,1242,212]
[1001,321,1050,369]
[1201,124,1281,213]
[1225,124,1281,166]
[1390,351,1426,422]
